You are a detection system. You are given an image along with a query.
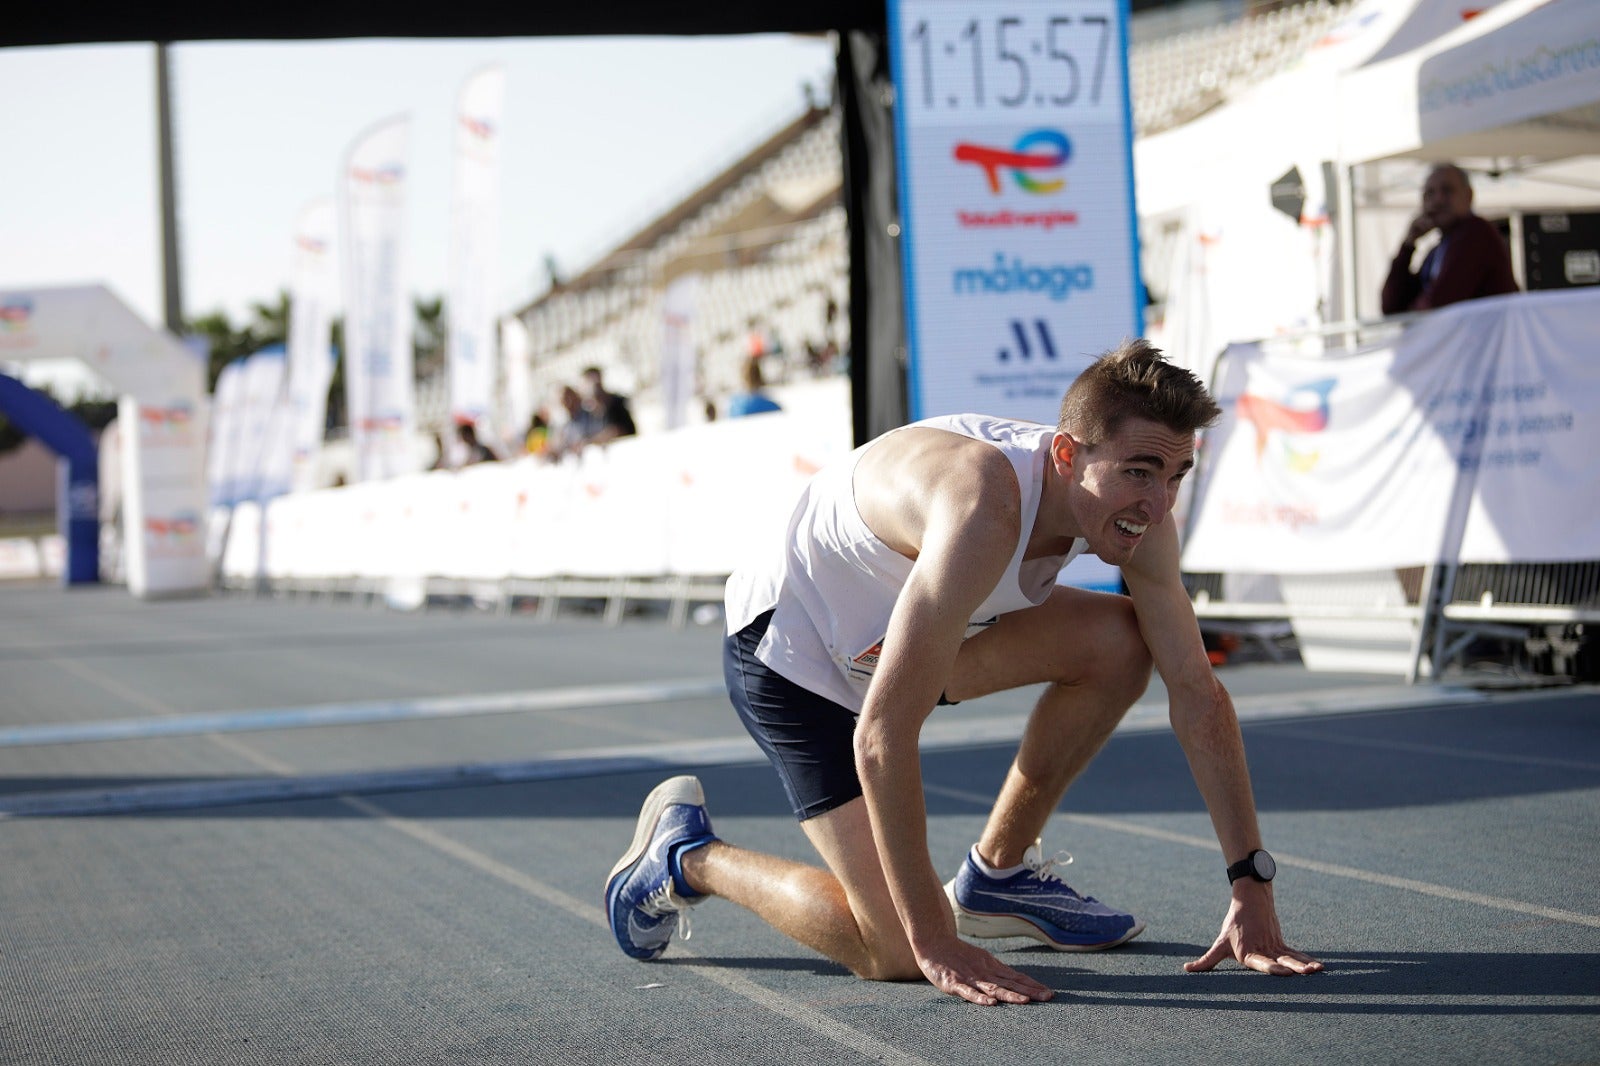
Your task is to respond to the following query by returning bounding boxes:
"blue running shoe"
[605,775,718,961]
[943,840,1145,951]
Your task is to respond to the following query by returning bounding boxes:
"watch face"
[1253,850,1277,880]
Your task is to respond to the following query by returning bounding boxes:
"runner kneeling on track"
[605,339,1323,1003]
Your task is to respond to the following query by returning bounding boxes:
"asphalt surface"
[1,581,1597,1065]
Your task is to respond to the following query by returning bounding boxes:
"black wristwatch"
[1227,849,1276,884]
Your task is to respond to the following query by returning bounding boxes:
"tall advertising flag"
[888,2,1142,424]
[338,115,416,482]
[286,198,337,492]
[500,315,533,450]
[660,274,699,431]
[447,67,506,433]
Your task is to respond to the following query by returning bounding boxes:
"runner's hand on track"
[917,936,1055,1005]
[1185,882,1323,975]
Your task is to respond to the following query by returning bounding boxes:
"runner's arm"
[854,475,1051,1003]
[1121,519,1323,975]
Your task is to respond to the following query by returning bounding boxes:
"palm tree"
[414,294,447,380]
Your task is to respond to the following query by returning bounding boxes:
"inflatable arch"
[0,373,99,584]
[0,285,210,598]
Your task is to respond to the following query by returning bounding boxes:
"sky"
[0,34,836,336]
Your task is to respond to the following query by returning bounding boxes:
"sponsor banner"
[447,67,505,433]
[233,348,288,504]
[339,115,416,482]
[889,1,1141,425]
[233,403,857,588]
[1458,289,1600,562]
[1419,0,1600,145]
[131,396,206,487]
[499,316,533,452]
[1183,289,1600,572]
[0,292,40,355]
[287,198,337,493]
[135,399,199,452]
[0,285,205,399]
[660,274,699,431]
[207,360,246,506]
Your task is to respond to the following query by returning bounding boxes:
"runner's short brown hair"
[1058,338,1220,446]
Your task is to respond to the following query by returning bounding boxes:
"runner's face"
[1059,418,1194,565]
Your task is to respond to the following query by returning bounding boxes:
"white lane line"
[0,686,1577,818]
[0,669,1493,750]
[1247,722,1600,773]
[338,794,938,1066]
[0,734,767,818]
[50,657,181,719]
[923,781,1600,931]
[0,678,728,747]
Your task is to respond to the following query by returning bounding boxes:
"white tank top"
[725,413,1088,713]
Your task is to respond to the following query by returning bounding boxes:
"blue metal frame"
[0,373,99,585]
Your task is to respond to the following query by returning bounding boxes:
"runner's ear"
[1053,433,1077,470]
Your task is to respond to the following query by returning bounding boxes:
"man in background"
[1382,164,1518,315]
[578,366,636,446]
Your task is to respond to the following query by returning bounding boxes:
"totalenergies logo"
[139,402,196,445]
[460,115,495,140]
[145,512,201,556]
[139,403,194,429]
[1236,378,1334,472]
[954,129,1071,194]
[0,295,33,331]
[351,164,404,185]
[356,414,407,436]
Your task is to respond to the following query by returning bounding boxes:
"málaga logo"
[1236,379,1334,472]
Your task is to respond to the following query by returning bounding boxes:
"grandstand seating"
[1129,0,1352,135]
[410,0,1355,438]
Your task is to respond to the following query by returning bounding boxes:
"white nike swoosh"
[627,909,670,944]
[966,890,1084,909]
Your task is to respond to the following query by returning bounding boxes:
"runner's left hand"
[1184,882,1323,975]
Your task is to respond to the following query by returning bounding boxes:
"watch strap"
[1227,849,1274,883]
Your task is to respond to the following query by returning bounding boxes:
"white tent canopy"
[1136,0,1600,378]
[1337,0,1600,166]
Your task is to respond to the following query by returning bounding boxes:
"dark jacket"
[1382,214,1519,315]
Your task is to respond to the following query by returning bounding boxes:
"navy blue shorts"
[724,609,863,822]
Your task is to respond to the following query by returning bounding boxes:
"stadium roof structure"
[0,3,883,47]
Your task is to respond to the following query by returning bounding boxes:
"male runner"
[606,339,1322,1003]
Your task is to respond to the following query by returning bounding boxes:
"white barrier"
[0,536,63,581]
[219,407,855,607]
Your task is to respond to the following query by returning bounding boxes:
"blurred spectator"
[524,408,551,457]
[1382,164,1519,315]
[544,385,590,460]
[805,337,840,376]
[457,421,496,465]
[429,430,451,471]
[727,358,783,418]
[578,366,636,445]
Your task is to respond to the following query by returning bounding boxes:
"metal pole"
[1334,160,1359,348]
[155,42,184,334]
